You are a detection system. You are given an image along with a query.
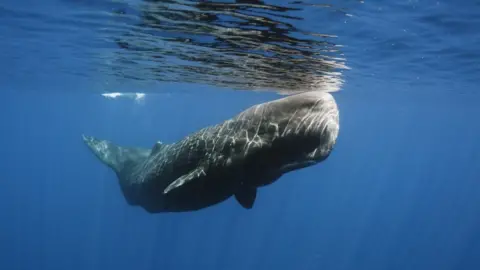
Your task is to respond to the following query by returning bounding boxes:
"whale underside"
[83,91,340,213]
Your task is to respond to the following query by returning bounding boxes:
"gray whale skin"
[83,91,340,213]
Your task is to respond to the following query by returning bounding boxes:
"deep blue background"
[1,0,480,270]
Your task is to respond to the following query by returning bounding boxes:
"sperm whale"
[83,91,339,212]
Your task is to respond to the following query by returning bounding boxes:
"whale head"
[234,91,340,181]
[270,91,339,163]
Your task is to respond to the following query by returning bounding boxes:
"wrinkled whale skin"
[83,91,339,213]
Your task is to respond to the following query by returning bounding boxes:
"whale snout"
[272,91,340,162]
[306,92,339,158]
[310,93,339,149]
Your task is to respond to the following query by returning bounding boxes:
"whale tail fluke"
[82,135,128,174]
[82,134,152,173]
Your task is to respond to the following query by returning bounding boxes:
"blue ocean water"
[1,1,479,270]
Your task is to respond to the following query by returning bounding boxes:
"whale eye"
[267,123,280,139]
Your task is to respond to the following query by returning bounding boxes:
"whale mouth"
[280,160,317,173]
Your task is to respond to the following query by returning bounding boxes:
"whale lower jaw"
[280,160,318,173]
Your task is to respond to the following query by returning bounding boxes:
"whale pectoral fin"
[163,167,206,194]
[235,186,257,209]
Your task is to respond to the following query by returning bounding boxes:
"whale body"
[83,91,339,213]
